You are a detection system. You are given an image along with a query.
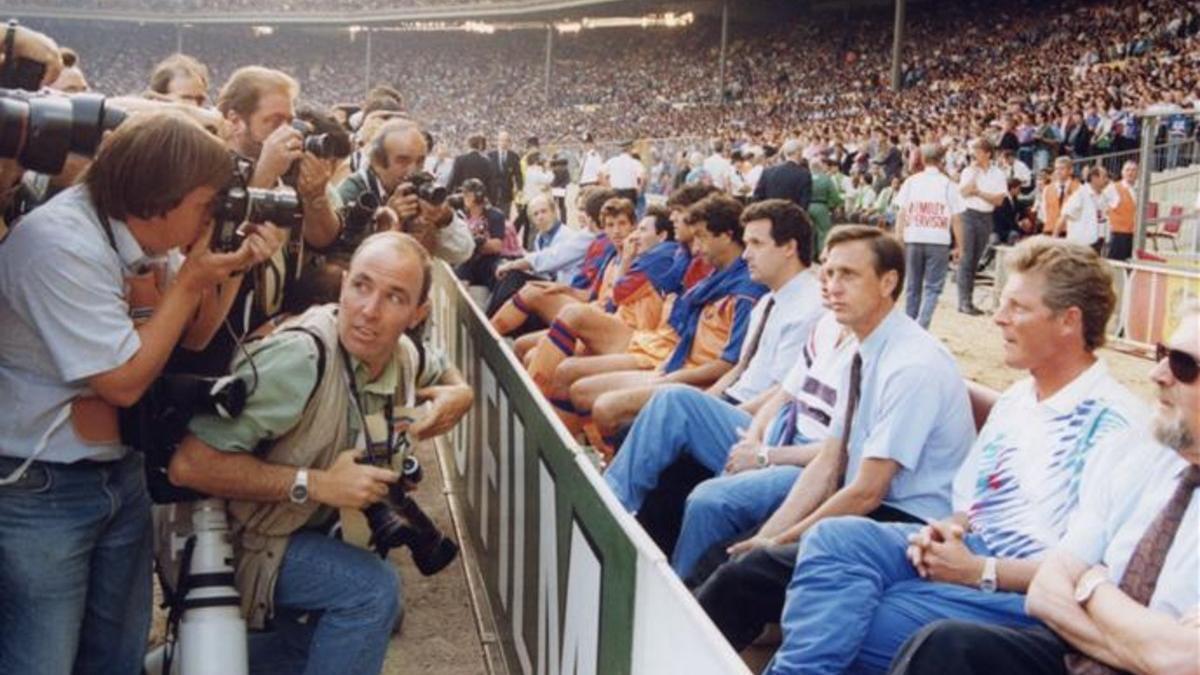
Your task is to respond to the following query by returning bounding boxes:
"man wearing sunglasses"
[889,301,1200,675]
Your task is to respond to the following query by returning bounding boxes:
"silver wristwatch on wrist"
[979,556,998,593]
[289,468,310,504]
[755,445,772,468]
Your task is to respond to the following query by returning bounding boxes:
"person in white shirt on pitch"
[578,135,604,188]
[601,143,645,203]
[896,144,967,329]
[1059,166,1115,253]
[704,138,735,193]
[957,137,1008,315]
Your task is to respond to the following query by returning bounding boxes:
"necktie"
[1064,464,1200,675]
[735,298,775,371]
[835,353,864,479]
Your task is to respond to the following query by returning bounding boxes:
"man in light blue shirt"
[0,112,256,674]
[495,194,594,285]
[765,237,1144,674]
[693,225,974,651]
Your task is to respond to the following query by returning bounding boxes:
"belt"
[0,454,119,469]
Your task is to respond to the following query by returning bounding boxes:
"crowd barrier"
[427,261,750,675]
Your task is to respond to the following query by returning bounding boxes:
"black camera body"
[400,170,447,207]
[120,374,248,504]
[343,191,381,238]
[359,451,459,574]
[290,119,352,161]
[0,88,125,174]
[212,181,304,252]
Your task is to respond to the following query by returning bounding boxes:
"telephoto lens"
[211,185,303,252]
[291,119,352,160]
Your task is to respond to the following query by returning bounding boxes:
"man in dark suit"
[753,139,812,209]
[488,130,523,219]
[447,133,498,200]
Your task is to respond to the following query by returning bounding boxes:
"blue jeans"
[766,517,1035,675]
[903,243,949,329]
[604,385,749,513]
[672,465,801,580]
[0,452,153,675]
[248,530,402,675]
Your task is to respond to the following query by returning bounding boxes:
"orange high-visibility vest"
[1108,181,1136,235]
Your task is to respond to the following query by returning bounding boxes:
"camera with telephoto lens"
[290,119,352,161]
[399,170,447,207]
[211,182,304,252]
[0,88,126,174]
[343,191,381,237]
[120,374,249,503]
[360,453,459,575]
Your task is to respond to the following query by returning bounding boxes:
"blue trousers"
[766,517,1035,675]
[0,453,153,675]
[903,243,949,329]
[604,385,749,513]
[672,465,801,580]
[248,530,402,675]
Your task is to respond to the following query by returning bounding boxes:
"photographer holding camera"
[335,117,474,266]
[165,66,346,376]
[0,111,266,674]
[165,231,471,675]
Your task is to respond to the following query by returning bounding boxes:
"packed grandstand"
[16,0,1200,151]
[1,1,1199,674]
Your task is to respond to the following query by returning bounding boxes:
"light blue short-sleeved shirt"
[0,186,146,463]
[834,308,975,522]
[726,268,825,404]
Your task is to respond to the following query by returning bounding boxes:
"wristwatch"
[755,446,772,468]
[978,556,998,593]
[289,468,310,505]
[1074,567,1109,605]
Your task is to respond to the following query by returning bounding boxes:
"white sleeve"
[1062,190,1084,221]
[433,215,475,265]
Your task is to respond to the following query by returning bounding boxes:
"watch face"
[290,484,308,502]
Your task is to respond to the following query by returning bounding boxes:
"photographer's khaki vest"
[159,304,419,629]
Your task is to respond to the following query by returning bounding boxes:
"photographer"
[454,177,506,289]
[167,66,343,375]
[0,111,262,673]
[220,66,340,249]
[335,117,473,265]
[166,232,472,675]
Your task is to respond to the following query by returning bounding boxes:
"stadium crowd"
[8,0,482,13]
[1,1,1199,674]
[20,0,1200,150]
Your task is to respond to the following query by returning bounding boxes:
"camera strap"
[1,21,16,80]
[338,342,394,464]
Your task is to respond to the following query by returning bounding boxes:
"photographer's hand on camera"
[176,225,259,293]
[2,22,63,88]
[250,124,304,189]
[180,222,286,350]
[308,449,399,510]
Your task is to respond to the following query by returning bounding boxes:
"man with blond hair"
[764,236,1145,674]
[891,301,1200,675]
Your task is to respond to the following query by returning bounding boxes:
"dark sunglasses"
[1156,343,1200,384]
